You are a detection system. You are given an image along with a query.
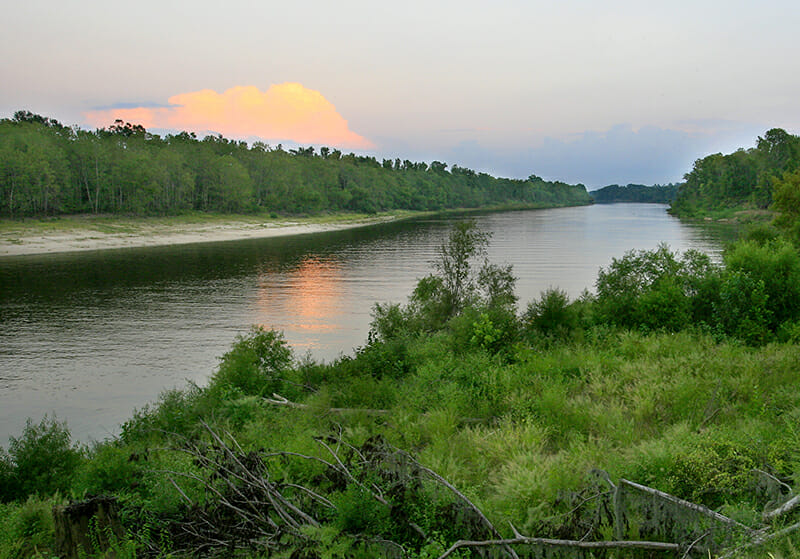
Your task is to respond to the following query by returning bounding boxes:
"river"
[0,204,731,443]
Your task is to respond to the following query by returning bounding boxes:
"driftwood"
[52,495,123,559]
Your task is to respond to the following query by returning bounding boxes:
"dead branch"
[314,435,389,506]
[718,521,800,559]
[265,393,390,415]
[264,393,485,423]
[680,531,709,559]
[753,468,793,495]
[763,494,800,522]
[438,536,681,558]
[375,440,519,559]
[619,479,754,533]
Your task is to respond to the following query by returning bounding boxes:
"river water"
[0,204,731,443]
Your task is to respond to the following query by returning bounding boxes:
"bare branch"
[438,536,681,559]
[619,479,754,533]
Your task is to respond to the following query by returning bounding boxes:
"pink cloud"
[84,83,373,149]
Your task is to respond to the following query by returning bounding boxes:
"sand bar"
[0,215,401,257]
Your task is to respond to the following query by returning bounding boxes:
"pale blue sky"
[2,0,798,186]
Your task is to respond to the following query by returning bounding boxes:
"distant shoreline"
[0,202,593,258]
[0,214,402,257]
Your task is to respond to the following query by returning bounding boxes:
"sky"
[2,0,799,188]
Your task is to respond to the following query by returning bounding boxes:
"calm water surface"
[0,204,730,442]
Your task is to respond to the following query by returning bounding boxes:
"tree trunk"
[52,495,123,559]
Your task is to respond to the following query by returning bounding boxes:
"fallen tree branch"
[619,479,754,533]
[264,393,485,423]
[438,536,681,558]
[264,393,390,416]
[718,522,800,559]
[763,494,800,522]
[376,441,519,559]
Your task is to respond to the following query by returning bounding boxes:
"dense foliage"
[671,128,800,219]
[590,183,679,204]
[0,111,591,218]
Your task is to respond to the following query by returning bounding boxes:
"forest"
[671,128,800,228]
[3,128,800,558]
[590,183,679,204]
[0,111,591,218]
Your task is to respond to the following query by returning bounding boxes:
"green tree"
[434,220,491,316]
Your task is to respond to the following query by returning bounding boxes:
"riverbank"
[0,212,413,257]
[0,202,591,257]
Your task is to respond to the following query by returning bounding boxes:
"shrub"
[120,386,203,443]
[714,270,772,345]
[208,326,293,396]
[634,276,691,332]
[595,244,717,332]
[0,449,17,503]
[2,415,83,501]
[524,287,578,340]
[723,239,800,329]
[0,496,59,558]
[73,443,143,496]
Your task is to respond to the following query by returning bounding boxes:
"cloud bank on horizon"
[84,84,373,150]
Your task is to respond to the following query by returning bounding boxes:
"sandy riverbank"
[0,215,401,257]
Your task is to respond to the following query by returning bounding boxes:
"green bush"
[524,287,578,341]
[1,416,83,502]
[208,326,293,396]
[634,276,691,332]
[723,239,800,329]
[120,386,203,443]
[73,443,143,496]
[0,496,59,559]
[714,270,772,345]
[595,244,718,332]
[332,485,390,535]
[0,450,16,503]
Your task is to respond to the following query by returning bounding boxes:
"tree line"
[671,127,800,218]
[0,111,591,218]
[591,182,679,204]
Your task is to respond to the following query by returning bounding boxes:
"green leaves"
[1,415,83,502]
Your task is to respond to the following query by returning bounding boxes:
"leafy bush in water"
[208,326,293,396]
[0,416,82,502]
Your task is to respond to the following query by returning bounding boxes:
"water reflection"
[258,256,345,347]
